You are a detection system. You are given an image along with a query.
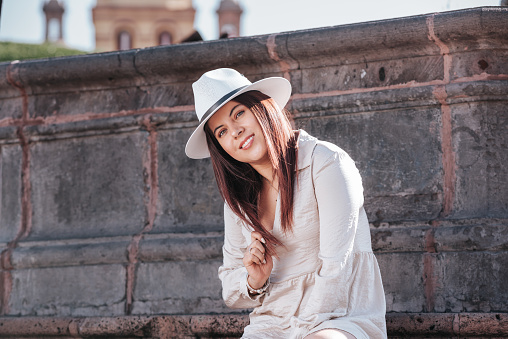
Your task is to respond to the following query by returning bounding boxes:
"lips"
[240,134,254,149]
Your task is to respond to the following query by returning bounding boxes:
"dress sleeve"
[218,203,265,309]
[289,147,366,337]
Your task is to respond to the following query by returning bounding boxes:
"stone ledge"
[0,313,506,338]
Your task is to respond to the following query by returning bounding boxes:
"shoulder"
[313,139,350,161]
[297,130,356,172]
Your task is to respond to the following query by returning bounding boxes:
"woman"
[185,68,387,339]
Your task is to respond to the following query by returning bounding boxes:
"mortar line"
[0,104,195,128]
[426,15,452,83]
[266,33,292,81]
[125,116,159,315]
[424,14,456,315]
[434,86,456,217]
[0,62,33,316]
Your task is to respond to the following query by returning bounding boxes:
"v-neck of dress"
[270,191,281,235]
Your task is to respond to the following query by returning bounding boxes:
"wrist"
[247,276,269,295]
[247,276,264,290]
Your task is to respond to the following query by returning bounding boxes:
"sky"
[0,0,502,52]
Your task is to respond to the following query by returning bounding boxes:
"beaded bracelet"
[247,277,270,295]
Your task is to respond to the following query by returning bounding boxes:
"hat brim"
[185,76,292,159]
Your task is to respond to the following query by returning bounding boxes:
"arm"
[290,147,365,335]
[218,203,266,309]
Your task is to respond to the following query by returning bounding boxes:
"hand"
[243,231,273,290]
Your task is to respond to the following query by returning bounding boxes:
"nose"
[231,125,244,138]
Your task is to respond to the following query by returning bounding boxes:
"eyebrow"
[212,104,241,135]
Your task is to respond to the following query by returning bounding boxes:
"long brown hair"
[204,90,298,256]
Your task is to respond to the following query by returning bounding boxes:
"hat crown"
[192,68,252,121]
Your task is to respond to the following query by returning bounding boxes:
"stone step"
[0,313,506,338]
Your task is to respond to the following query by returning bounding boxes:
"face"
[207,100,270,167]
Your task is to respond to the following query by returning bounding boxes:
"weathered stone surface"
[0,313,507,337]
[0,144,22,243]
[377,253,426,312]
[0,64,24,121]
[8,264,125,316]
[29,132,147,240]
[386,312,456,337]
[299,56,444,93]
[451,101,508,219]
[155,128,223,233]
[450,50,508,80]
[132,260,226,315]
[284,15,440,70]
[138,234,223,262]
[432,7,508,52]
[295,106,443,223]
[11,239,130,269]
[434,222,508,252]
[433,252,508,313]
[458,312,508,337]
[371,227,427,253]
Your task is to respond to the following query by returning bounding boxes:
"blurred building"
[92,0,196,51]
[217,0,243,38]
[42,0,65,43]
[92,0,243,52]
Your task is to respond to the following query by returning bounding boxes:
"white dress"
[218,130,387,339]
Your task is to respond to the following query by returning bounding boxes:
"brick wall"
[0,6,507,337]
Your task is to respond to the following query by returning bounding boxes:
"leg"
[305,329,357,339]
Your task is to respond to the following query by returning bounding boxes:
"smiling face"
[206,100,270,168]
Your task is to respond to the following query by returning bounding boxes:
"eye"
[217,128,227,138]
[235,110,244,119]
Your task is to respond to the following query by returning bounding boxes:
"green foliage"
[0,41,88,62]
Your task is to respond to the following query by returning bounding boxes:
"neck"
[251,162,277,188]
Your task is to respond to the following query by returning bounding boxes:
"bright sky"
[0,0,502,52]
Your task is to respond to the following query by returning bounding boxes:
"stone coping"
[0,313,506,338]
[1,7,506,96]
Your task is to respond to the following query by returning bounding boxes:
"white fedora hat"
[185,68,292,159]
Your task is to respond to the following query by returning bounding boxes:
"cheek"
[218,139,236,157]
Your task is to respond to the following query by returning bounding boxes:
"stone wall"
[0,6,507,337]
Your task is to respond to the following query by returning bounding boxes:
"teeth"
[242,136,253,149]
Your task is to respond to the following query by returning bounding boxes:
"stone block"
[8,264,126,316]
[433,252,508,312]
[432,7,508,53]
[0,97,23,122]
[434,222,508,252]
[285,14,440,70]
[377,252,426,312]
[0,64,24,121]
[300,56,443,93]
[371,227,427,253]
[450,50,508,80]
[155,128,224,233]
[134,36,284,80]
[139,234,223,263]
[29,132,147,241]
[451,101,508,219]
[295,105,443,223]
[0,144,22,243]
[31,86,155,117]
[132,260,227,315]
[385,313,456,337]
[458,312,508,337]
[11,239,130,269]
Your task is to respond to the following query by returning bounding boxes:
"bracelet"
[247,276,270,295]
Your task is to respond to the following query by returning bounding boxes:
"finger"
[249,247,266,263]
[249,241,265,255]
[250,231,266,245]
[252,253,266,265]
